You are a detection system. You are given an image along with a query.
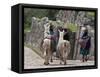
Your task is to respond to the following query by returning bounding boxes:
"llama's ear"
[44,23,48,29]
[48,24,50,28]
[44,24,46,28]
[63,30,64,33]
[58,30,60,33]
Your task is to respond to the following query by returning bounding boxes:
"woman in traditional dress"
[49,23,57,58]
[79,28,91,62]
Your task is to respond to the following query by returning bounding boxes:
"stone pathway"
[24,46,94,69]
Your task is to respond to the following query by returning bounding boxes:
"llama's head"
[58,30,64,38]
[44,23,50,33]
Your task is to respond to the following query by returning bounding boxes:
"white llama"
[42,22,53,65]
[57,30,70,65]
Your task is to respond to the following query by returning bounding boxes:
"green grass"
[24,27,31,33]
[87,12,95,17]
[64,23,78,32]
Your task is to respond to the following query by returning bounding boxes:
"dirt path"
[24,46,94,69]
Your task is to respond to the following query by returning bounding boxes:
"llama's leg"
[43,50,46,57]
[60,56,62,64]
[44,49,49,65]
[58,50,61,64]
[43,48,46,64]
[59,49,63,65]
[62,49,66,65]
[49,46,53,63]
[64,60,66,65]
[43,43,46,57]
[64,51,67,65]
[47,49,51,64]
[50,51,53,62]
[48,48,53,63]
[44,56,49,65]
[60,61,62,64]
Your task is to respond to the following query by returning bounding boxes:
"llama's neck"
[59,35,64,42]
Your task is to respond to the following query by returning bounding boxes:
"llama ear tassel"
[63,30,64,33]
[48,24,50,28]
[44,23,49,28]
[58,30,60,32]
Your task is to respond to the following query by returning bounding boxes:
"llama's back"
[57,40,70,54]
[43,39,51,49]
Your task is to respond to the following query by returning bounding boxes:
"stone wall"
[56,10,95,60]
[25,10,95,60]
[25,17,48,48]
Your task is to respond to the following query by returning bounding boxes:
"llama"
[57,30,70,65]
[42,22,53,65]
